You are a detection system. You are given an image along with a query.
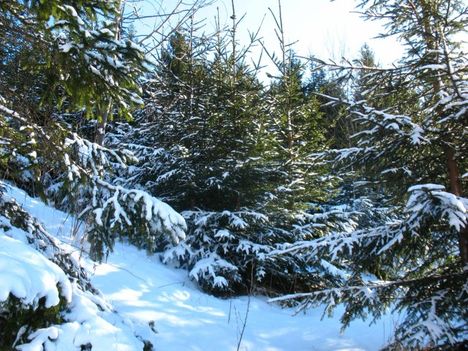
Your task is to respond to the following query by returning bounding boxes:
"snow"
[0,205,154,351]
[407,184,445,192]
[3,183,397,350]
[407,184,467,231]
[320,259,350,280]
[0,235,72,308]
[188,253,238,288]
[92,243,394,351]
[59,42,73,53]
[4,184,83,247]
[60,5,84,26]
[215,229,235,240]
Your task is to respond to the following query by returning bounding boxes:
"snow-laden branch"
[270,184,467,265]
[0,187,89,288]
[268,263,467,348]
[91,178,186,245]
[1,102,187,259]
[406,184,467,232]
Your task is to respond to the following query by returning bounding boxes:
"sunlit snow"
[4,184,397,351]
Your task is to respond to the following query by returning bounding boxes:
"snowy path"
[10,185,396,351]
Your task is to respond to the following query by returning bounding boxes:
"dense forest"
[0,0,466,350]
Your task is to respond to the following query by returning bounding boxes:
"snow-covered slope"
[1,185,157,351]
[6,184,397,351]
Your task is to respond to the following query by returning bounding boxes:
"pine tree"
[113,22,214,208]
[0,2,177,348]
[0,0,186,260]
[112,4,334,295]
[306,60,348,149]
[121,14,277,294]
[259,0,334,244]
[271,1,468,349]
[264,54,330,213]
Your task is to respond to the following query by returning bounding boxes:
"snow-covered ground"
[6,184,399,351]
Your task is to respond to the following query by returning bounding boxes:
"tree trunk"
[94,103,111,145]
[417,0,468,265]
[458,218,468,266]
[445,145,468,265]
[94,0,122,145]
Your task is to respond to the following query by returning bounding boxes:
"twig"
[236,295,250,351]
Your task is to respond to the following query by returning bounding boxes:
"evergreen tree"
[0,0,186,260]
[259,0,334,244]
[270,0,468,349]
[265,54,330,214]
[0,1,177,348]
[271,1,468,349]
[306,60,348,149]
[113,24,213,208]
[162,1,335,296]
[118,17,277,294]
[112,5,333,295]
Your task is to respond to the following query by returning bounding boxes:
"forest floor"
[9,184,399,351]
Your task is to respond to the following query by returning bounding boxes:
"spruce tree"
[0,0,186,260]
[271,0,468,348]
[0,1,175,348]
[121,16,276,294]
[113,5,333,295]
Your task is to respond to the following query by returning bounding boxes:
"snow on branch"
[270,184,467,262]
[351,105,427,145]
[0,235,73,309]
[0,184,158,350]
[64,133,134,176]
[0,185,90,289]
[189,253,239,289]
[406,184,467,232]
[91,178,186,245]
[268,270,467,348]
[61,134,187,258]
[269,222,402,262]
[1,102,186,259]
[311,94,429,167]
[163,209,272,293]
[310,57,402,73]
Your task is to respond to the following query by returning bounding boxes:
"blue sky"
[129,0,404,75]
[196,0,403,63]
